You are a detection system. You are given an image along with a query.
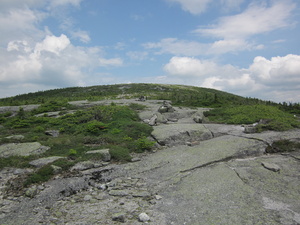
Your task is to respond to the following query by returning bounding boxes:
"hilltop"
[0,83,268,107]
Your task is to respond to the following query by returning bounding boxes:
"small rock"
[51,165,62,174]
[131,157,141,162]
[155,195,163,200]
[71,161,95,171]
[109,190,130,196]
[45,130,60,137]
[261,162,280,172]
[83,194,93,201]
[138,212,150,222]
[244,126,257,134]
[193,116,203,123]
[112,212,126,223]
[132,191,151,198]
[25,186,38,198]
[148,114,157,126]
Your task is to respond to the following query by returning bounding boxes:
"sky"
[0,0,300,103]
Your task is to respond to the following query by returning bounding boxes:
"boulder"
[45,130,60,137]
[29,156,65,168]
[138,212,150,222]
[193,116,203,123]
[86,149,111,162]
[158,101,175,113]
[244,125,257,133]
[5,135,25,141]
[0,142,50,158]
[151,124,213,146]
[112,212,126,223]
[148,114,158,126]
[71,161,95,171]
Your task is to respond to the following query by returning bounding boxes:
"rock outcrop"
[1,99,300,225]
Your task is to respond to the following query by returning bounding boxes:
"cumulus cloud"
[195,1,295,39]
[163,55,300,102]
[249,54,300,88]
[164,56,218,76]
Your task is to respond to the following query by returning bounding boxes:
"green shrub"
[110,146,132,162]
[204,105,300,131]
[24,165,54,186]
[129,103,147,111]
[85,120,107,134]
[132,137,155,153]
[266,139,300,153]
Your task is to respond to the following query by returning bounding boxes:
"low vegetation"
[0,83,299,187]
[204,105,300,131]
[0,101,154,186]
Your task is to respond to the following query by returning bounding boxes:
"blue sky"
[0,0,300,102]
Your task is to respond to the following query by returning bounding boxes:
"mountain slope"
[0,83,264,107]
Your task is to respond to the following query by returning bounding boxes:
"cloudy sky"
[1,0,300,102]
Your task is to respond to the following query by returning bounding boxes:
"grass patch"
[204,105,300,131]
[266,139,300,153]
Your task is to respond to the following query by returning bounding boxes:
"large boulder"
[29,156,65,168]
[151,124,213,146]
[0,142,50,158]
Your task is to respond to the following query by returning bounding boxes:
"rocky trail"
[0,99,300,225]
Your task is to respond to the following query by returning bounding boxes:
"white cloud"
[166,0,245,15]
[99,58,123,67]
[162,55,300,102]
[49,0,83,8]
[249,54,300,88]
[144,38,207,56]
[70,30,91,43]
[164,56,218,76]
[166,0,212,15]
[35,34,70,55]
[127,51,149,61]
[195,1,295,39]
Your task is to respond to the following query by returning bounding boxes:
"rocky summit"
[0,99,300,225]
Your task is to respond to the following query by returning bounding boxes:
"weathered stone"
[193,116,203,123]
[261,162,281,172]
[148,114,157,126]
[71,161,95,171]
[45,130,60,137]
[86,149,111,162]
[83,194,93,201]
[51,165,62,174]
[132,191,151,198]
[112,212,126,223]
[0,142,50,158]
[29,156,64,168]
[244,125,257,133]
[25,186,38,198]
[108,190,130,196]
[138,212,150,222]
[151,124,213,146]
[5,135,24,141]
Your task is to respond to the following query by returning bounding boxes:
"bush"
[110,146,132,162]
[266,139,300,153]
[204,105,300,131]
[24,165,54,186]
[132,137,155,153]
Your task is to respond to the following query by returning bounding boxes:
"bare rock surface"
[0,142,50,158]
[0,99,300,225]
